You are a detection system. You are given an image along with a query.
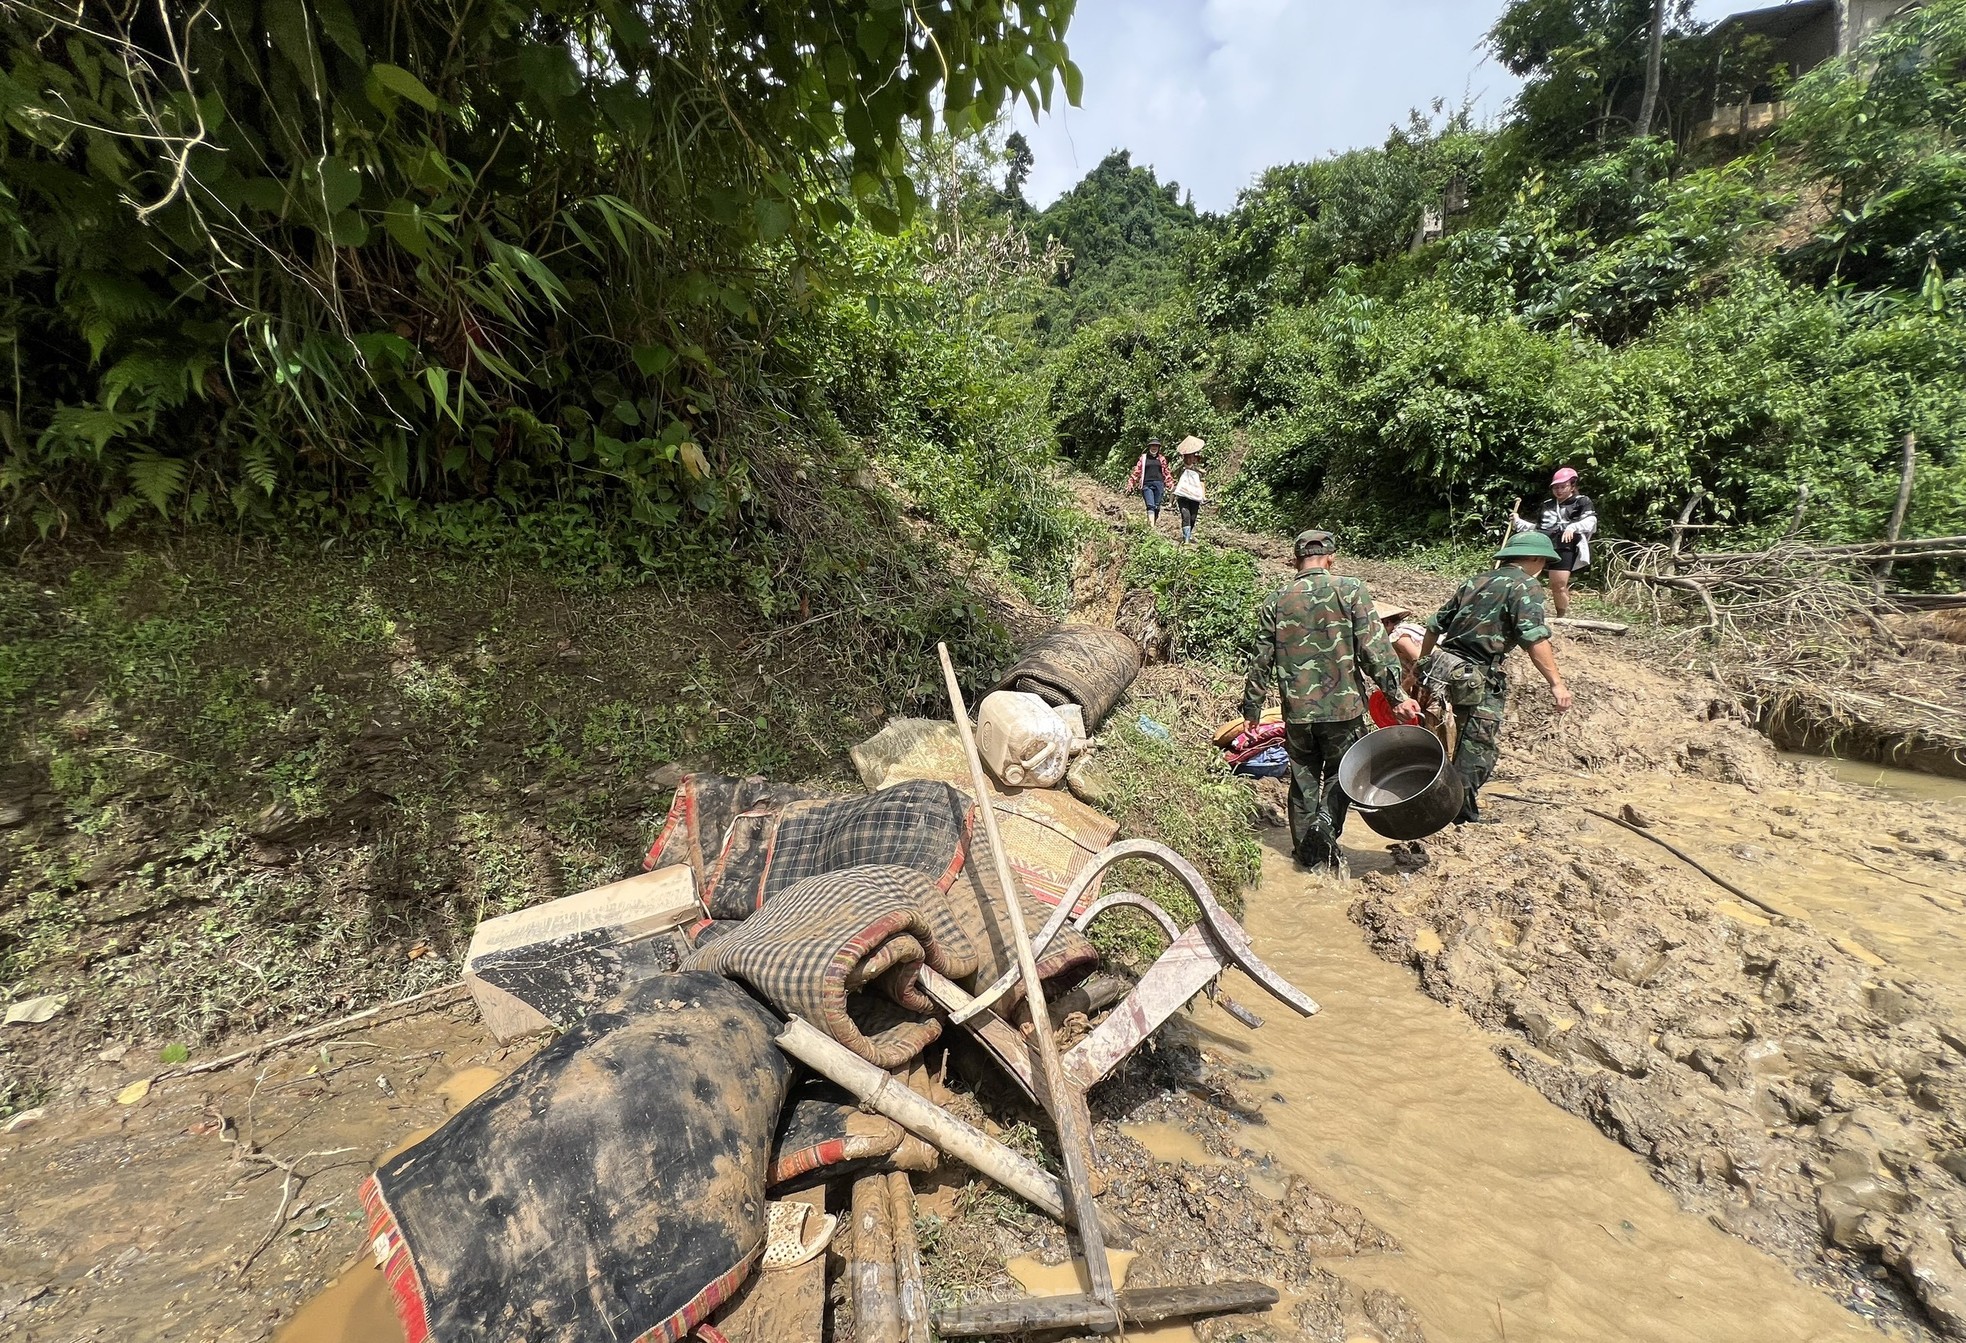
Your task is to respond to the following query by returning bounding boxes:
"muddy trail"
[1078,474,1966,1337]
[4,480,1963,1343]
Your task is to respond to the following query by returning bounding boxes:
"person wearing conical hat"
[1170,437,1207,544]
[1364,600,1428,728]
[1418,531,1574,823]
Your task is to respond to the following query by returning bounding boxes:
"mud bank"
[1346,676,1966,1336]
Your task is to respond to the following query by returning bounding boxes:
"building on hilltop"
[1696,0,1922,141]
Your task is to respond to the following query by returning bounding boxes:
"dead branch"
[157,981,467,1081]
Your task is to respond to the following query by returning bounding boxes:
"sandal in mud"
[760,1199,837,1272]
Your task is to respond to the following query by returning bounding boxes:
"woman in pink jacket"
[1125,438,1172,526]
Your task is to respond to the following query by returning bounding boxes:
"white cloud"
[1017,0,1756,213]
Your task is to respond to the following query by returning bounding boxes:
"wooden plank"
[851,1173,902,1343]
[888,1172,932,1343]
[933,1281,1280,1336]
[463,865,697,1040]
[936,643,1117,1318]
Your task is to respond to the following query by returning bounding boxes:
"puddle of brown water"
[271,1258,404,1343]
[374,1124,437,1166]
[437,1065,502,1113]
[1119,1120,1226,1168]
[1005,1249,1198,1342]
[1203,846,1868,1343]
[1781,752,1966,807]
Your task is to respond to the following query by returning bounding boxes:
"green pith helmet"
[1496,531,1560,562]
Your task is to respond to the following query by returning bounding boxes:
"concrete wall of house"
[1780,7,1841,74]
[1841,0,1924,54]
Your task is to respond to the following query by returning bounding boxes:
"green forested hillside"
[1016,149,1202,343]
[0,0,1082,597]
[1034,0,1966,577]
[5,0,1964,591]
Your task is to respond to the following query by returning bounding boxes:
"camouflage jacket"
[1240,571,1405,724]
[1426,565,1553,665]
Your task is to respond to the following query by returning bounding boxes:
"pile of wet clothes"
[1219,719,1289,779]
[360,775,1100,1343]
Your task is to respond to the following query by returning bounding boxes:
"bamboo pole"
[775,1018,1075,1225]
[850,1175,901,1343]
[935,642,1116,1320]
[1876,431,1918,594]
[888,1173,932,1343]
[934,1282,1281,1337]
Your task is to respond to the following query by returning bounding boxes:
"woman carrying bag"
[1171,437,1206,543]
[1125,438,1173,526]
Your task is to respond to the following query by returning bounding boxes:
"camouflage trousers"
[1284,717,1366,868]
[1448,665,1509,822]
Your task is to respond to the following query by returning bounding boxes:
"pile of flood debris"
[358,630,1321,1343]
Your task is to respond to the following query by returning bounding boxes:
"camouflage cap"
[1294,529,1336,558]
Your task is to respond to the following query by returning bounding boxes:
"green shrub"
[1122,533,1262,666]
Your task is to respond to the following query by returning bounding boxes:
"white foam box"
[463,865,700,1041]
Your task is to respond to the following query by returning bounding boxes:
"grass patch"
[1081,691,1261,973]
[1120,531,1262,667]
[0,523,1011,1097]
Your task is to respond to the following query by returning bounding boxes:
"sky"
[1014,0,1747,214]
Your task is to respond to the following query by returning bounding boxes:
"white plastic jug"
[976,691,1073,789]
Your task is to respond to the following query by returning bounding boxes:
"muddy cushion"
[768,1078,910,1191]
[682,864,981,1067]
[360,973,790,1343]
[991,625,1142,729]
[647,776,973,922]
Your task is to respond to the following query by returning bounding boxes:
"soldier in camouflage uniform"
[1241,529,1421,870]
[1419,530,1574,822]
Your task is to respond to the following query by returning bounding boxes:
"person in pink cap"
[1513,467,1598,616]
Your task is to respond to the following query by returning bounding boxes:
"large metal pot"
[1338,725,1465,840]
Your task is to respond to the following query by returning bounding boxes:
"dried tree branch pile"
[1602,537,1966,771]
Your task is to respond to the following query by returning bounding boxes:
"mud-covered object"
[683,865,981,1067]
[992,624,1143,729]
[642,774,821,910]
[359,973,790,1343]
[647,776,972,922]
[658,775,1100,1007]
[768,1077,910,1190]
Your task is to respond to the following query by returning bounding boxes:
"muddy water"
[1610,768,1966,994]
[1780,751,1966,806]
[271,1259,403,1343]
[1120,1120,1227,1169]
[1201,845,1867,1343]
[1006,1249,1198,1343]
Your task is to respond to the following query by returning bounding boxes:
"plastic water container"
[977,691,1074,789]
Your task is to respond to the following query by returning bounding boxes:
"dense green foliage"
[1018,149,1201,342]
[1035,0,1966,575]
[0,0,1080,561]
[1120,531,1260,666]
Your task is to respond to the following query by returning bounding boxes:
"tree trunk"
[1873,432,1917,594]
[1636,0,1668,137]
